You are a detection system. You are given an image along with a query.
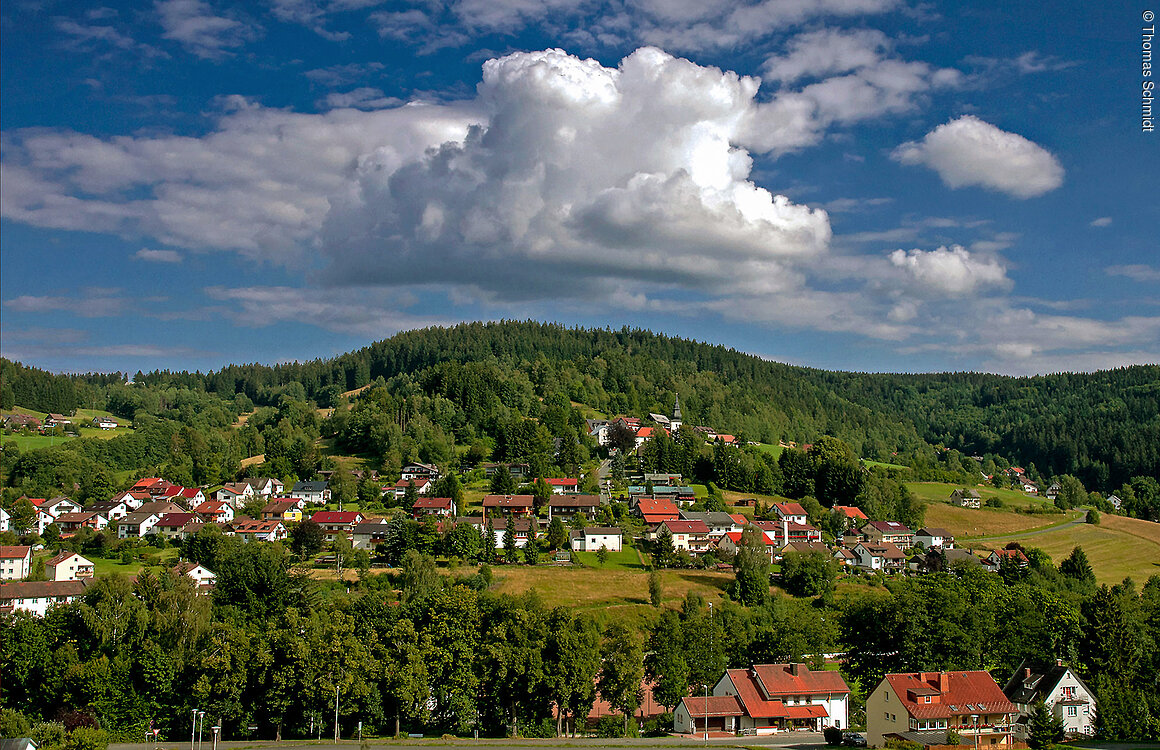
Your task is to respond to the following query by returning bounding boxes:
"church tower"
[671,394,683,431]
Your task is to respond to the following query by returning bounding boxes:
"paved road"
[113,733,825,750]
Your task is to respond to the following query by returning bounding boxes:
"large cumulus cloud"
[319,47,831,298]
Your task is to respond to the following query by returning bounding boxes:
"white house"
[913,527,954,549]
[570,527,623,552]
[216,482,255,507]
[229,519,288,542]
[400,463,440,482]
[42,497,82,518]
[290,481,330,505]
[1003,659,1096,739]
[0,579,92,617]
[172,561,216,590]
[692,663,850,734]
[851,542,906,571]
[86,500,131,521]
[244,477,284,497]
[0,507,10,533]
[117,511,161,539]
[45,551,95,581]
[0,546,33,580]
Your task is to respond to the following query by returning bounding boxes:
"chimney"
[790,663,799,676]
[1056,658,1063,667]
[1024,668,1031,680]
[938,673,949,693]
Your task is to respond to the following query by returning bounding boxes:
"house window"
[924,696,931,703]
[1062,686,1076,699]
[1067,706,1077,717]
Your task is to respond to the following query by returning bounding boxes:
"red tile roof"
[482,494,534,508]
[832,505,868,520]
[0,546,31,559]
[783,704,828,719]
[678,695,744,718]
[663,519,710,535]
[310,511,363,524]
[752,664,850,697]
[637,496,680,517]
[413,497,453,509]
[722,669,787,718]
[883,671,1017,720]
[545,478,578,486]
[773,502,807,517]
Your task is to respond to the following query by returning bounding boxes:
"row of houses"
[670,660,1094,743]
[0,559,216,616]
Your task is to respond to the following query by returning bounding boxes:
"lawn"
[907,481,1053,512]
[968,515,1160,585]
[923,502,1081,539]
[863,459,910,471]
[754,442,785,459]
[570,542,646,570]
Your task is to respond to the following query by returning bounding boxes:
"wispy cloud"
[135,248,183,263]
[156,0,260,59]
[1106,264,1160,282]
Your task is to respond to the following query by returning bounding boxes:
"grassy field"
[490,565,733,612]
[924,502,1081,539]
[3,406,135,450]
[967,514,1160,585]
[754,443,784,459]
[863,459,910,471]
[907,481,1048,509]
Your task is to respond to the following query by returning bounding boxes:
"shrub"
[31,722,67,750]
[985,497,1004,508]
[1086,509,1100,525]
[519,718,556,738]
[595,716,624,738]
[64,726,108,750]
[0,708,32,738]
[823,726,843,745]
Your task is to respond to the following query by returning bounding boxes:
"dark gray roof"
[293,481,328,492]
[1002,659,1088,705]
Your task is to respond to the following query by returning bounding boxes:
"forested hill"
[4,321,1159,490]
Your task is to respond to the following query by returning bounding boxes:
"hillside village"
[1,396,1144,747]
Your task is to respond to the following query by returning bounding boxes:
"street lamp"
[197,711,205,750]
[191,709,198,750]
[212,726,220,750]
[704,602,713,743]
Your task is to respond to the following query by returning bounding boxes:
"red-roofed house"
[661,519,711,554]
[868,671,1017,745]
[832,505,868,530]
[481,494,534,517]
[0,546,32,580]
[160,485,207,507]
[131,477,176,497]
[53,512,108,535]
[45,551,95,581]
[772,502,808,525]
[861,520,914,548]
[153,513,203,541]
[716,529,777,563]
[753,519,823,547]
[983,548,1029,572]
[412,496,456,519]
[394,477,433,499]
[310,511,365,541]
[195,500,234,524]
[216,482,255,507]
[229,518,288,542]
[544,478,579,494]
[699,664,849,734]
[636,496,680,525]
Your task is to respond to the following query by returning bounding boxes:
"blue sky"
[2,0,1157,376]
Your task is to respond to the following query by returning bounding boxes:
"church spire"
[672,394,682,421]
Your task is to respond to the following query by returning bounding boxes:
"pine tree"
[1027,699,1065,748]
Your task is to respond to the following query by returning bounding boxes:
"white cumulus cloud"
[888,244,1010,296]
[892,115,1064,198]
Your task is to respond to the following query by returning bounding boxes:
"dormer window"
[924,696,931,703]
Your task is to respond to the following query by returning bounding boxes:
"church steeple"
[671,394,682,430]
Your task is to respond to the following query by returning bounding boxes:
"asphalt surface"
[112,733,826,750]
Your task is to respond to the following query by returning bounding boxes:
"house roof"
[883,671,1017,720]
[53,512,98,524]
[137,501,184,516]
[413,497,454,509]
[783,704,828,719]
[172,561,213,576]
[781,541,831,555]
[864,520,913,534]
[231,519,284,533]
[46,551,90,567]
[989,548,1028,562]
[663,519,710,535]
[395,477,431,488]
[832,505,868,520]
[0,579,92,601]
[637,496,680,516]
[310,511,362,523]
[545,478,578,486]
[548,495,601,508]
[729,513,748,525]
[0,546,32,559]
[773,502,808,517]
[858,542,906,559]
[119,511,159,525]
[752,663,850,697]
[678,695,744,718]
[155,513,201,528]
[262,500,298,512]
[131,477,172,489]
[86,500,127,512]
[951,488,981,499]
[482,494,534,508]
[722,669,788,718]
[292,481,328,492]
[916,527,953,537]
[1002,659,1086,706]
[583,527,622,535]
